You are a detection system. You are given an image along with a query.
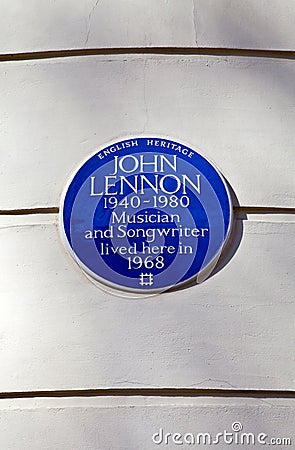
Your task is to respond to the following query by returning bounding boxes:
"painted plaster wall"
[0,1,294,448]
[1,0,295,52]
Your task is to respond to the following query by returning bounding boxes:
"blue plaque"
[60,137,233,293]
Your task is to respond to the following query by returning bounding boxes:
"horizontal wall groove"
[235,206,295,214]
[0,207,59,215]
[0,47,295,62]
[0,388,294,400]
[0,207,294,216]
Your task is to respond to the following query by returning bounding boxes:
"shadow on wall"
[207,181,242,279]
[169,179,243,292]
[180,1,295,289]
[195,0,295,51]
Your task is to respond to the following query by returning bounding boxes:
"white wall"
[0,397,294,450]
[1,0,295,52]
[0,214,294,392]
[1,55,294,209]
[1,1,294,448]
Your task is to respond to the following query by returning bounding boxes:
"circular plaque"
[60,137,232,293]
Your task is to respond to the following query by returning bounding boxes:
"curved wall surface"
[0,1,294,448]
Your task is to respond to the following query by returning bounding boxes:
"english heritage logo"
[60,137,233,293]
